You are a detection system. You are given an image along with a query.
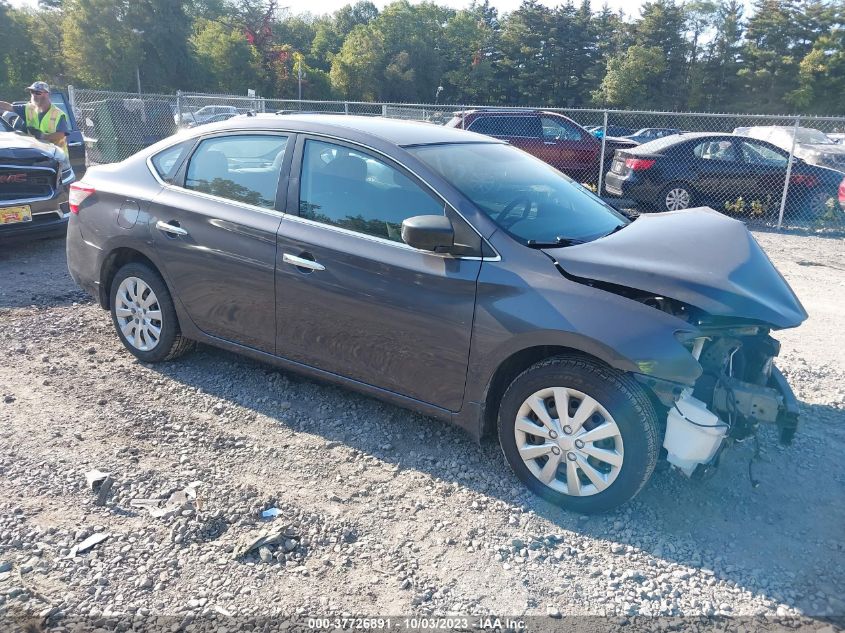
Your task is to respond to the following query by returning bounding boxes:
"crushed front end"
[663,323,800,478]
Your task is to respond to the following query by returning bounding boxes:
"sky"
[7,0,649,19]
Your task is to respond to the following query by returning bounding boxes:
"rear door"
[273,136,483,411]
[689,138,748,206]
[148,131,293,353]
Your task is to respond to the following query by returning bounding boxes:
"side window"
[740,141,787,166]
[299,139,444,242]
[541,116,583,141]
[694,140,736,162]
[151,140,193,183]
[468,116,507,136]
[506,116,542,138]
[184,134,288,209]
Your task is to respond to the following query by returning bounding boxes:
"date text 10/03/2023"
[307,617,527,630]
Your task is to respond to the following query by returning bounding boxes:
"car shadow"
[0,236,91,309]
[146,343,845,618]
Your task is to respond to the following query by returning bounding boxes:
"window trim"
[149,130,294,215]
[692,139,738,163]
[540,115,583,142]
[738,138,789,166]
[149,138,197,185]
[146,127,499,260]
[288,133,497,260]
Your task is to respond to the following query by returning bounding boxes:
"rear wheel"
[658,183,693,211]
[110,262,193,362]
[497,356,659,513]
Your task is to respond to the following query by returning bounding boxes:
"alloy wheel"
[665,187,691,211]
[513,387,624,497]
[114,276,163,352]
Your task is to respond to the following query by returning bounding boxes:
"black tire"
[109,262,193,363]
[497,355,659,514]
[656,182,694,212]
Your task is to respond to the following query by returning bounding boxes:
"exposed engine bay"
[637,294,800,479]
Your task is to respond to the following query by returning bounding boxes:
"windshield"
[794,128,834,145]
[407,142,627,245]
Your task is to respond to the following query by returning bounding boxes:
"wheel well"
[481,346,604,438]
[99,248,159,309]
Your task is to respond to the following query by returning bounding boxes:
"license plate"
[611,161,623,174]
[0,205,32,224]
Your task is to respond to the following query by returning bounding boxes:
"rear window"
[150,140,193,183]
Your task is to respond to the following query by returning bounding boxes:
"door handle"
[67,141,84,147]
[283,253,325,272]
[156,220,188,237]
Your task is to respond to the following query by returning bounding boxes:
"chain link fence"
[68,87,845,232]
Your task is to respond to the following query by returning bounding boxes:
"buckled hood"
[545,207,808,329]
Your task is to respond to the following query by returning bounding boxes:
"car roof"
[198,113,500,147]
[628,132,736,152]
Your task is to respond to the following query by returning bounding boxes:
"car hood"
[545,208,808,329]
[0,131,63,162]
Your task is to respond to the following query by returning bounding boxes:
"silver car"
[734,125,845,172]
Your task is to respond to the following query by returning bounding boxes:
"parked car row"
[443,110,845,220]
[445,109,638,184]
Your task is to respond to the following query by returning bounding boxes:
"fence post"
[777,115,800,230]
[344,101,349,115]
[67,85,76,118]
[382,104,387,117]
[176,90,182,128]
[597,110,609,196]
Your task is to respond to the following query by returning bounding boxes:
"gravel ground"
[0,231,843,631]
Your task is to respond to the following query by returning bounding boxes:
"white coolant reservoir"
[663,389,728,476]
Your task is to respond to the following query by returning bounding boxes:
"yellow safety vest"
[25,103,68,155]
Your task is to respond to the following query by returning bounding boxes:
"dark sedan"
[67,115,805,513]
[605,133,845,218]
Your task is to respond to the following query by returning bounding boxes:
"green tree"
[329,24,384,99]
[128,0,199,92]
[191,18,261,93]
[61,0,143,90]
[592,44,667,108]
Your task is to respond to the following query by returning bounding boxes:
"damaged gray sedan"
[66,115,806,513]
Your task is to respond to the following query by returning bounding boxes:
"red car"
[446,109,635,183]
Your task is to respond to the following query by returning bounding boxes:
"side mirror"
[401,215,455,252]
[2,111,25,133]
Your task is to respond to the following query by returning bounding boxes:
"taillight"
[790,173,818,187]
[839,178,845,206]
[69,183,95,214]
[625,157,655,171]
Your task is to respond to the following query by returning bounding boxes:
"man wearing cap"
[0,82,69,154]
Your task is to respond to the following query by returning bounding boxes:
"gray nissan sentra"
[66,114,807,513]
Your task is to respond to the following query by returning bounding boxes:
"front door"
[274,137,481,411]
[690,138,747,208]
[149,131,292,353]
[540,116,594,177]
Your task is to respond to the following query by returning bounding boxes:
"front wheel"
[497,356,659,513]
